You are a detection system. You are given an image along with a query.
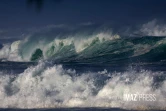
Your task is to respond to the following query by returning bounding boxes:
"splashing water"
[0,62,166,109]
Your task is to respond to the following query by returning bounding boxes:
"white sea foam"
[0,41,22,61]
[140,20,166,36]
[0,62,166,109]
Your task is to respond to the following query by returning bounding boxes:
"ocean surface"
[0,31,166,111]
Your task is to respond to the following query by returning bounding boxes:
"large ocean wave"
[0,31,166,64]
[0,31,120,62]
[0,62,166,109]
[0,23,166,110]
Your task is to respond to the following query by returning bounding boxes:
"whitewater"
[0,61,166,110]
[0,23,166,110]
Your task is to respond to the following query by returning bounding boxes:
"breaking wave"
[0,31,120,62]
[0,26,166,64]
[0,62,166,109]
[1,35,166,64]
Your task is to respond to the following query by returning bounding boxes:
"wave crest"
[0,29,166,64]
[0,32,120,62]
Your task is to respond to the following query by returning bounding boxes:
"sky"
[0,0,166,38]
